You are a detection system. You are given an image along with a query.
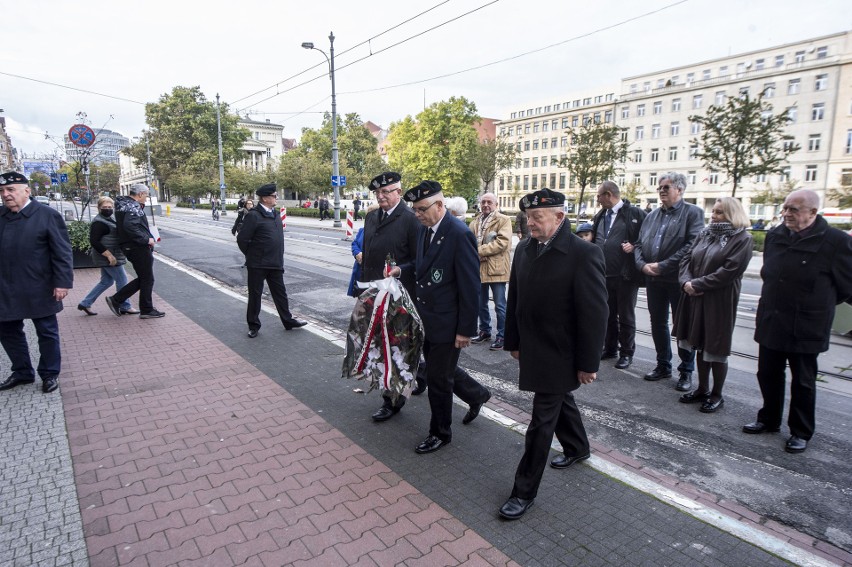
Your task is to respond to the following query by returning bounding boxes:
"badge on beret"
[0,171,28,185]
[519,188,565,211]
[403,180,442,203]
[370,171,401,190]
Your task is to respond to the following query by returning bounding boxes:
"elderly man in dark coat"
[0,172,73,394]
[744,189,852,454]
[237,182,307,338]
[499,188,607,520]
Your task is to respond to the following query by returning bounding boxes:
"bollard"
[344,209,354,240]
[166,205,171,217]
[280,207,287,230]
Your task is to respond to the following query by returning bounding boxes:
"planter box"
[72,249,98,269]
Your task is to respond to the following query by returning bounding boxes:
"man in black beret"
[237,182,307,338]
[0,171,73,394]
[498,188,607,520]
[388,180,489,454]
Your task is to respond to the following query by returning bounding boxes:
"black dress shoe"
[371,405,400,422]
[470,332,492,344]
[742,421,781,434]
[600,351,618,360]
[498,496,534,520]
[411,377,427,396]
[42,376,59,394]
[283,319,307,330]
[462,392,491,425]
[0,374,36,391]
[614,355,632,369]
[679,390,710,404]
[77,304,98,316]
[644,367,672,381]
[675,372,693,391]
[415,435,449,454]
[550,453,590,469]
[699,397,724,413]
[247,329,259,338]
[785,435,808,453]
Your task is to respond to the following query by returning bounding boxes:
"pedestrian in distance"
[744,189,852,453]
[0,171,73,394]
[673,197,753,413]
[106,184,165,319]
[237,182,307,338]
[77,197,138,316]
[469,192,512,351]
[231,199,254,236]
[353,197,362,221]
[591,181,646,370]
[634,172,704,391]
[499,188,607,520]
[515,209,530,241]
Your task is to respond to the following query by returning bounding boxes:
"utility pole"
[216,93,227,216]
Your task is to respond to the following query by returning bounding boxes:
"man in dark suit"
[389,181,489,454]
[745,189,852,453]
[237,182,307,338]
[359,172,422,421]
[499,188,607,520]
[591,181,646,370]
[0,171,73,394]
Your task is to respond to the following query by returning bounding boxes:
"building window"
[561,136,568,148]
[637,104,646,117]
[541,139,548,149]
[604,110,613,123]
[686,72,695,83]
[653,101,662,115]
[593,112,601,124]
[651,124,660,139]
[594,95,602,103]
[551,155,557,165]
[709,172,719,184]
[533,123,540,133]
[788,79,800,95]
[688,171,697,185]
[551,137,557,147]
[754,173,766,183]
[650,148,659,162]
[559,173,566,189]
[736,62,747,77]
[815,74,828,91]
[542,122,549,132]
[671,122,680,136]
[572,116,579,127]
[630,83,638,94]
[779,167,790,182]
[690,121,701,135]
[531,176,538,189]
[715,91,726,106]
[739,86,750,98]
[643,81,651,92]
[657,78,665,88]
[787,107,798,123]
[672,98,681,112]
[693,94,703,109]
[816,46,828,59]
[812,103,825,121]
[523,158,530,168]
[634,149,643,163]
[524,140,531,151]
[532,157,539,167]
[583,97,591,106]
[621,106,629,119]
[523,176,529,190]
[795,50,805,64]
[524,124,531,134]
[808,134,821,151]
[805,165,817,182]
[532,140,539,150]
[783,139,796,152]
[620,130,628,143]
[649,172,658,186]
[669,147,678,161]
[633,173,642,184]
[755,58,765,71]
[702,69,711,81]
[763,83,775,98]
[562,118,569,129]
[550,174,556,187]
[635,126,644,141]
[552,119,558,130]
[719,65,729,77]
[846,130,852,154]
[689,144,698,160]
[775,54,784,67]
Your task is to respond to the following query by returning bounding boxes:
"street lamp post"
[215,93,227,217]
[302,32,341,228]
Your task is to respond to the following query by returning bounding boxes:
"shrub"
[66,220,91,252]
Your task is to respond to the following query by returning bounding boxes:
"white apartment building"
[496,30,852,218]
[237,118,285,171]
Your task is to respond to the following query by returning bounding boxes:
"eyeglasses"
[657,184,673,192]
[377,188,399,196]
[413,201,438,215]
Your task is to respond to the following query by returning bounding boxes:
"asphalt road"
[143,209,852,553]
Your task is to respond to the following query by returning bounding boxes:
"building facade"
[0,117,17,172]
[237,118,284,171]
[64,128,130,166]
[496,30,852,217]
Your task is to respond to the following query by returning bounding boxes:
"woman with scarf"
[673,197,753,413]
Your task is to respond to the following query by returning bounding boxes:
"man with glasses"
[237,182,307,338]
[634,172,704,390]
[745,189,852,453]
[360,172,423,421]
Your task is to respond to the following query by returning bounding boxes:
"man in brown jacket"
[469,193,513,350]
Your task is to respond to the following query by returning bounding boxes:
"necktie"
[424,227,434,252]
[604,209,613,237]
[380,211,387,223]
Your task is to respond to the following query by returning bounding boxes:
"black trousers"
[114,245,155,313]
[756,345,819,440]
[423,340,489,442]
[0,315,61,380]
[604,276,639,356]
[246,268,295,331]
[384,361,487,409]
[512,391,589,500]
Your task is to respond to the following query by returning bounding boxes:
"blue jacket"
[348,228,364,297]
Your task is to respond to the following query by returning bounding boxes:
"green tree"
[826,171,852,209]
[124,86,249,195]
[276,152,327,199]
[554,121,628,216]
[473,137,517,194]
[750,179,799,207]
[690,91,799,197]
[386,96,481,202]
[93,163,120,193]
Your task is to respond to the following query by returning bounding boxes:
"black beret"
[370,172,401,191]
[0,171,28,185]
[403,180,442,203]
[256,182,277,197]
[519,188,565,212]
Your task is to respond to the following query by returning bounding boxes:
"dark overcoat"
[504,225,608,394]
[672,229,753,356]
[0,201,73,321]
[754,216,852,353]
[237,206,285,270]
[360,204,420,296]
[412,211,480,344]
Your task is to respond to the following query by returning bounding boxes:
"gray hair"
[445,196,468,218]
[599,180,620,197]
[129,183,150,195]
[660,172,687,192]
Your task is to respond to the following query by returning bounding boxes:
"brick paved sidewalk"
[56,271,517,567]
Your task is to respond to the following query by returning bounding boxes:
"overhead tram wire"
[230,0,453,106]
[0,71,145,105]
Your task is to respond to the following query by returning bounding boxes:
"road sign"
[220,183,226,190]
[60,174,68,183]
[68,124,96,148]
[50,176,59,184]
[331,175,347,187]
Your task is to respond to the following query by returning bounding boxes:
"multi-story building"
[64,128,130,166]
[237,118,284,171]
[496,30,852,217]
[0,117,17,172]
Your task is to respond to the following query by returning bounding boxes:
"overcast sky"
[2,0,849,160]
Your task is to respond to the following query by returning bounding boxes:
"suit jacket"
[411,211,480,344]
[754,216,852,353]
[504,225,608,394]
[360,204,420,296]
[634,200,704,283]
[237,206,285,270]
[0,201,73,321]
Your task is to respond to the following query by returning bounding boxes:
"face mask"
[100,209,113,217]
